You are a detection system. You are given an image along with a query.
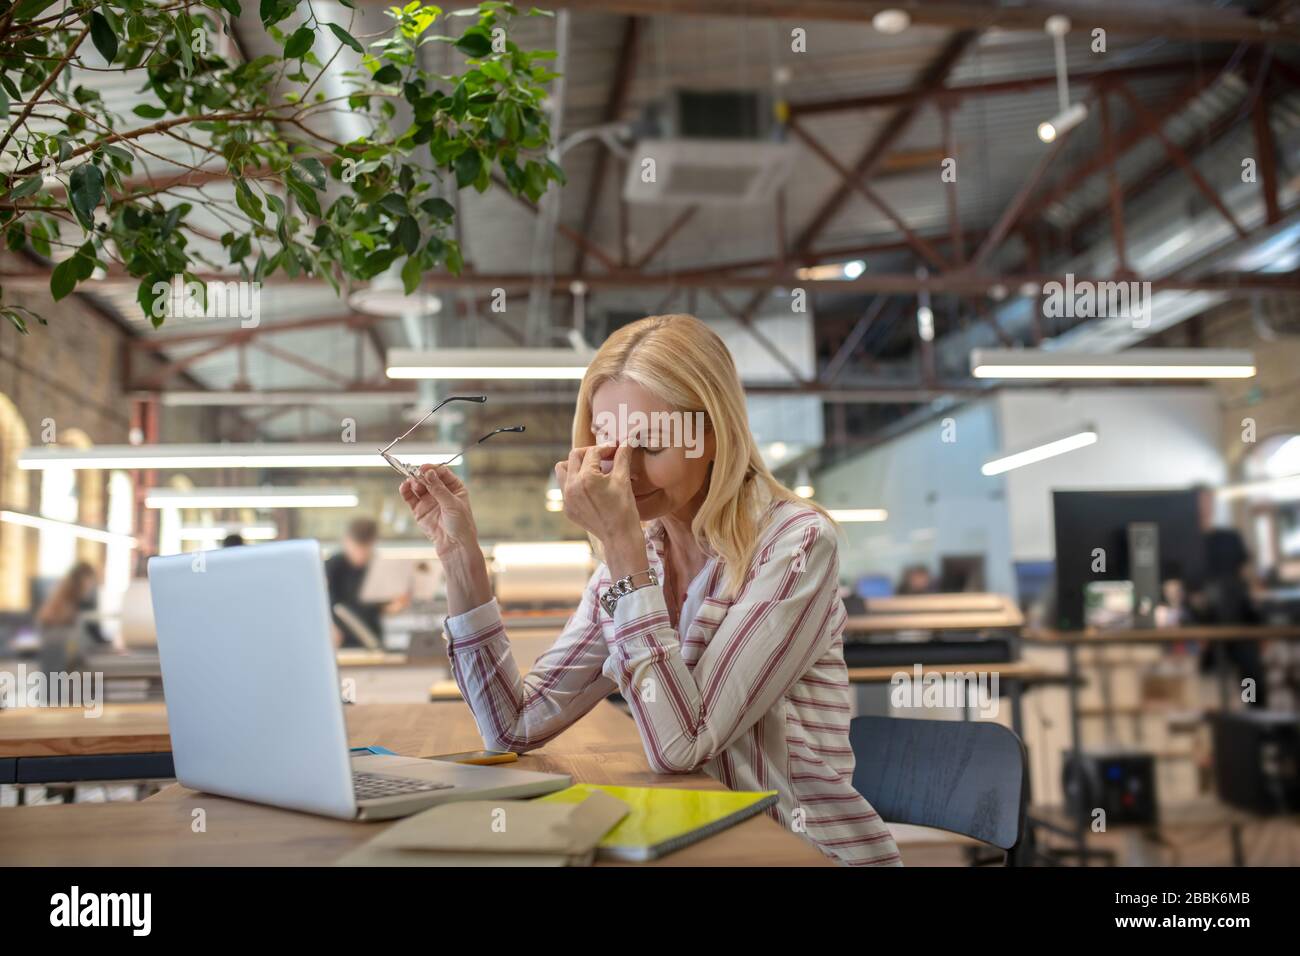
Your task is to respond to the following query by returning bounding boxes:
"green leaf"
[68,164,104,228]
[3,309,29,335]
[285,26,315,59]
[400,252,423,293]
[372,64,402,84]
[234,179,266,225]
[327,23,364,54]
[0,87,9,120]
[444,238,463,275]
[50,256,80,301]
[420,197,455,221]
[133,104,167,119]
[89,12,118,64]
[9,176,43,200]
[216,0,242,15]
[454,30,493,58]
[395,215,419,254]
[454,149,482,189]
[292,157,327,189]
[378,193,408,217]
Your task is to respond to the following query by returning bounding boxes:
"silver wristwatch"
[599,568,659,616]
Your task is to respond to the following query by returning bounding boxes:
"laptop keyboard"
[352,771,454,801]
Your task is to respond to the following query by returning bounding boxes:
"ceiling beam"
[789,119,951,271]
[553,1,1300,43]
[572,16,641,275]
[791,31,979,261]
[791,58,1231,115]
[1113,82,1248,239]
[13,269,1298,296]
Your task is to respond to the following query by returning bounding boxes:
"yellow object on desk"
[430,749,518,766]
[538,783,779,862]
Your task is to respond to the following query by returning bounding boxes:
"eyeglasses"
[379,394,525,481]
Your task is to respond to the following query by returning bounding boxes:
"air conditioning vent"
[623,139,795,206]
[623,88,794,206]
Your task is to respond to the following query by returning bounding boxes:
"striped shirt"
[443,499,902,866]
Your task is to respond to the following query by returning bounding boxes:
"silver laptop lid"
[149,540,356,819]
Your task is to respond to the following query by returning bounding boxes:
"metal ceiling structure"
[8,0,1299,448]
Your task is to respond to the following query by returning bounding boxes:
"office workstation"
[1,0,1299,935]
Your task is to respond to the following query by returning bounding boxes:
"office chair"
[848,716,1030,865]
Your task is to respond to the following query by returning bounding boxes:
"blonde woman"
[398,314,901,866]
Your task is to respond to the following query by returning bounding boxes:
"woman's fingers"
[581,444,604,475]
[416,464,460,508]
[431,464,467,494]
[566,447,586,478]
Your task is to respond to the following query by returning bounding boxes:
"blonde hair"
[573,313,829,596]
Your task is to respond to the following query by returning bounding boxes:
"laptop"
[148,539,570,821]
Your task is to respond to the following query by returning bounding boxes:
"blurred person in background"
[324,517,409,648]
[36,561,101,673]
[896,564,936,596]
[1190,484,1268,707]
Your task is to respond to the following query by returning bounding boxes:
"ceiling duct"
[623,90,796,206]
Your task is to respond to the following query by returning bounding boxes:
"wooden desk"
[0,701,173,784]
[0,701,170,759]
[0,701,832,867]
[1024,624,1300,645]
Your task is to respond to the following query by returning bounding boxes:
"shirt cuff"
[607,584,672,646]
[443,598,505,653]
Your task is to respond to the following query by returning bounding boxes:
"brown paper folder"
[336,790,629,867]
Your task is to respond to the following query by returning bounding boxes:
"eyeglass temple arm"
[379,395,487,454]
[440,425,526,468]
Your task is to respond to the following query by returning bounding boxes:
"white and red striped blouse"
[443,499,902,866]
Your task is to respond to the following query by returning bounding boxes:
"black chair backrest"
[848,716,1028,851]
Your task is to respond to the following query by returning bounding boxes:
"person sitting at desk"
[324,518,409,648]
[397,313,901,867]
[896,563,936,596]
[36,561,102,674]
[1190,484,1268,706]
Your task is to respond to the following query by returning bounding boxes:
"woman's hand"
[399,464,480,559]
[556,444,647,578]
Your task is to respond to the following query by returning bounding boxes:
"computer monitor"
[1052,490,1204,630]
[1013,560,1055,611]
[854,575,893,599]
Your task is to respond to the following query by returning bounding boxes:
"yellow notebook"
[537,784,778,862]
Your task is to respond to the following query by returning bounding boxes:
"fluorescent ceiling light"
[981,428,1098,476]
[0,510,137,547]
[1218,472,1300,501]
[386,348,589,381]
[178,525,278,541]
[145,488,359,509]
[152,391,414,407]
[19,444,466,471]
[970,348,1256,380]
[828,509,888,523]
